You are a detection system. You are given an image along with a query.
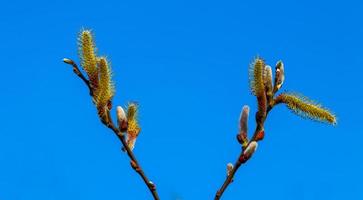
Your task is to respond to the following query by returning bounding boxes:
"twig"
[64,58,160,200]
[63,58,93,96]
[105,111,160,200]
[214,108,272,200]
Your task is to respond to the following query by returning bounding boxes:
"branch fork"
[64,30,336,200]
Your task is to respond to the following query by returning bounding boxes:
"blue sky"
[0,0,362,199]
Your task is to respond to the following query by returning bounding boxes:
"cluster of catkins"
[64,30,337,200]
[65,30,141,150]
[226,58,336,175]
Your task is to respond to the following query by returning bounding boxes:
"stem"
[63,58,93,96]
[64,59,160,200]
[214,108,272,200]
[214,150,244,200]
[106,113,160,200]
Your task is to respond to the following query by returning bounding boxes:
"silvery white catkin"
[244,141,258,158]
[239,105,250,134]
[116,106,127,129]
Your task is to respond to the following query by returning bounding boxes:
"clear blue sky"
[0,0,362,199]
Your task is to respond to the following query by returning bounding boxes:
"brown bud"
[130,160,138,170]
[226,163,234,177]
[255,130,265,141]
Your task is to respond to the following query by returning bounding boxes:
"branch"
[214,108,272,200]
[214,57,335,199]
[215,58,279,199]
[63,58,160,200]
[105,111,160,200]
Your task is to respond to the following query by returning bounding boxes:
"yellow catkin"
[249,58,265,96]
[127,103,141,140]
[78,30,98,88]
[249,58,267,119]
[276,93,336,125]
[95,57,114,108]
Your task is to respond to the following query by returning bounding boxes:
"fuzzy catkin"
[78,30,98,88]
[276,93,336,124]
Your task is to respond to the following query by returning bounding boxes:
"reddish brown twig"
[105,111,159,199]
[63,58,160,200]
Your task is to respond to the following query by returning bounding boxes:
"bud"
[243,141,258,158]
[264,65,273,103]
[239,105,249,134]
[63,58,74,65]
[148,181,156,190]
[116,106,128,132]
[273,61,285,93]
[126,103,140,151]
[226,163,234,177]
[238,106,249,147]
[255,130,264,141]
[130,160,138,170]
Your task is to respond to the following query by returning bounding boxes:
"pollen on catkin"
[275,93,336,125]
[249,57,265,96]
[95,57,114,108]
[126,103,141,150]
[78,30,98,88]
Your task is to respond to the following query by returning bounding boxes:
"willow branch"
[64,58,160,200]
[214,107,272,200]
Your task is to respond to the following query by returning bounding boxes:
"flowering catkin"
[78,30,98,89]
[275,93,336,124]
[249,58,265,97]
[126,103,141,150]
[95,57,114,108]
